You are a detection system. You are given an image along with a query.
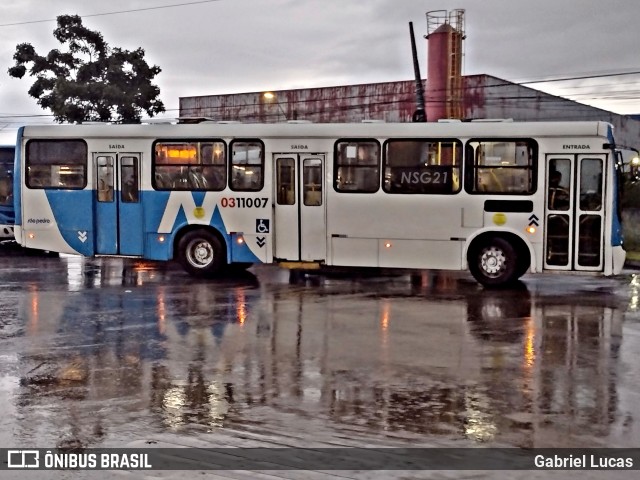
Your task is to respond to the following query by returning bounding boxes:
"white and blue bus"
[13,120,625,287]
[0,145,15,240]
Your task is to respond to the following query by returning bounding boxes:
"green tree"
[8,14,165,123]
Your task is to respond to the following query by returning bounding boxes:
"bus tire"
[177,230,226,277]
[468,236,519,288]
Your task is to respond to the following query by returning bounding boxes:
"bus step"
[278,261,321,270]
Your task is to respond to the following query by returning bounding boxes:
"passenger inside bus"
[0,176,11,205]
[548,170,570,210]
[97,179,113,202]
[121,168,138,202]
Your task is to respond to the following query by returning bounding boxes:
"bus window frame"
[25,139,88,190]
[229,139,265,192]
[0,147,14,206]
[152,138,228,192]
[382,137,463,195]
[464,138,538,195]
[333,138,381,193]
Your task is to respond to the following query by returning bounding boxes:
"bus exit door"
[273,153,326,262]
[94,152,144,255]
[544,154,606,271]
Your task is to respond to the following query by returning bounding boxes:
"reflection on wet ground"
[0,252,639,452]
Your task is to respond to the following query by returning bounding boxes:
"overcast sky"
[1,0,639,143]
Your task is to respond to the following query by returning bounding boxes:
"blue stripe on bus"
[14,128,24,226]
[46,190,262,263]
[611,165,624,247]
[45,190,95,256]
[140,191,262,263]
[608,124,624,247]
[46,189,264,263]
[0,145,15,226]
[0,208,15,226]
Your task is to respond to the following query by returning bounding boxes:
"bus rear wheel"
[177,230,226,277]
[469,237,519,288]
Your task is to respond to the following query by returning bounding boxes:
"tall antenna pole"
[409,21,427,122]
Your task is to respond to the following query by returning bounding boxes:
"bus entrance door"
[94,153,144,255]
[544,155,605,271]
[273,153,326,262]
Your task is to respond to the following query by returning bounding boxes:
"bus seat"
[0,178,9,203]
[155,172,171,188]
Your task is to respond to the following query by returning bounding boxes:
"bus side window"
[97,155,114,202]
[277,158,295,205]
[466,140,536,195]
[230,141,264,192]
[303,158,322,206]
[120,157,139,203]
[383,139,461,194]
[26,140,87,190]
[548,158,571,211]
[334,140,380,193]
[579,158,603,211]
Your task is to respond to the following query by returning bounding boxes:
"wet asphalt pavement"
[0,249,639,479]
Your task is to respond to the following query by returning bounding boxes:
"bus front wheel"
[177,230,226,277]
[468,237,519,288]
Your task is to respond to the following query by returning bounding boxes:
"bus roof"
[18,120,614,141]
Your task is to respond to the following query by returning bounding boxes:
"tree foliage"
[8,15,165,123]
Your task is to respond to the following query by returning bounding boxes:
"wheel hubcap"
[480,246,506,277]
[187,240,214,268]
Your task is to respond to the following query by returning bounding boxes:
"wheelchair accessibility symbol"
[256,219,270,234]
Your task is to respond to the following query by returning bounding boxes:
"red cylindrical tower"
[426,10,465,122]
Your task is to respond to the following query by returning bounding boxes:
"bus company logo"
[27,218,51,225]
[8,450,39,468]
[562,144,591,150]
